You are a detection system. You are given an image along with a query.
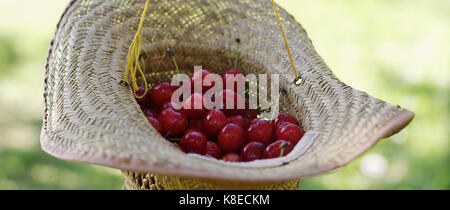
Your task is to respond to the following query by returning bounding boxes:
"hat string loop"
[123,0,150,99]
[124,0,299,98]
[271,0,299,81]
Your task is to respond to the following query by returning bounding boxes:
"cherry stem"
[234,38,241,70]
[167,48,180,74]
[279,142,291,157]
[168,138,180,142]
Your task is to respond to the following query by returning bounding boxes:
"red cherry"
[223,69,240,77]
[191,70,214,93]
[273,113,299,130]
[144,109,158,118]
[218,123,246,153]
[171,82,182,91]
[160,102,176,112]
[189,119,204,132]
[149,82,175,108]
[203,109,227,137]
[179,145,187,153]
[158,108,188,138]
[181,93,206,119]
[227,115,250,130]
[240,142,265,162]
[185,128,203,133]
[247,119,273,145]
[216,89,237,107]
[222,69,242,91]
[263,140,294,159]
[147,117,163,135]
[217,89,246,116]
[179,130,207,155]
[135,87,151,109]
[221,153,241,162]
[207,154,220,159]
[206,141,222,159]
[275,122,304,145]
[244,109,259,120]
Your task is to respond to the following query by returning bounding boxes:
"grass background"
[0,0,448,190]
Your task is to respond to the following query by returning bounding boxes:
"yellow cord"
[123,0,150,99]
[125,0,297,94]
[271,0,299,80]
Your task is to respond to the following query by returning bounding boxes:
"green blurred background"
[0,0,448,190]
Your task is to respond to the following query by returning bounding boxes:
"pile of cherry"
[136,69,304,162]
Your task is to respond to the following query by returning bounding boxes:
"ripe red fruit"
[244,109,259,121]
[144,109,158,118]
[147,117,163,135]
[221,153,241,162]
[222,69,241,91]
[191,70,214,93]
[179,130,208,155]
[178,145,187,153]
[247,119,273,145]
[217,89,246,116]
[275,122,304,145]
[273,113,299,130]
[181,93,206,119]
[203,109,227,137]
[240,142,265,162]
[223,69,240,77]
[263,140,294,159]
[158,108,188,138]
[218,123,246,153]
[135,87,151,109]
[206,141,222,159]
[149,82,175,108]
[227,115,250,130]
[189,119,204,132]
[160,102,176,112]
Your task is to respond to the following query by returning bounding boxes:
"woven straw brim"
[41,0,414,183]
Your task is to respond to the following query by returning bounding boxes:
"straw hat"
[41,0,414,190]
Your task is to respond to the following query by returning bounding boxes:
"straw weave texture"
[122,171,300,190]
[41,0,414,188]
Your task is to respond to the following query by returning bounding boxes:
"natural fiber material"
[122,171,299,190]
[41,0,414,187]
